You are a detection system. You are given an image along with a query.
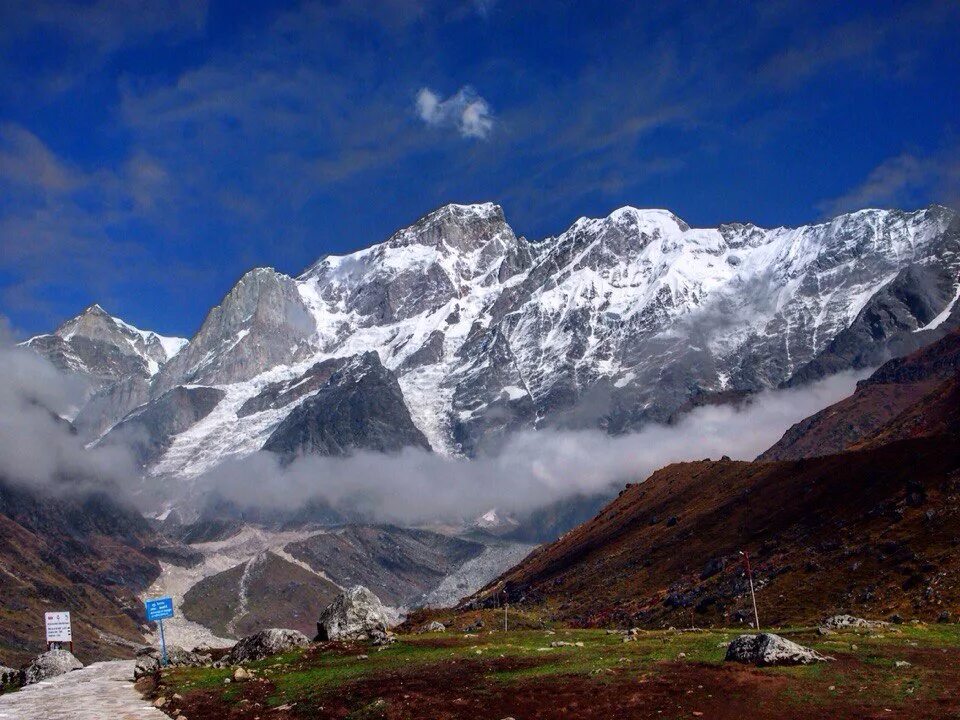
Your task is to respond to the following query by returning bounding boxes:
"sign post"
[144,597,175,666]
[45,611,72,653]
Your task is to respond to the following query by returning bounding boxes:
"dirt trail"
[0,660,165,720]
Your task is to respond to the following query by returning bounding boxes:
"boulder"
[225,629,311,664]
[133,646,212,679]
[316,586,391,642]
[822,615,886,630]
[725,633,832,666]
[21,649,83,685]
[0,665,19,686]
[418,621,446,634]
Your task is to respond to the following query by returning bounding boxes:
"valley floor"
[148,616,960,719]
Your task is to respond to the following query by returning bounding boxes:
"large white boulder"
[225,629,311,664]
[725,633,831,666]
[21,649,83,685]
[316,586,391,642]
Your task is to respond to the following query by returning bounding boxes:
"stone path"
[0,660,165,720]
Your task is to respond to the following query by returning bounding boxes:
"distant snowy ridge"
[25,202,960,479]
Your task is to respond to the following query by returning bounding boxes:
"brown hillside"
[468,435,960,628]
[762,328,960,460]
[0,480,165,667]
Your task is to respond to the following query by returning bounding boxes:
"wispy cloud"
[818,144,960,217]
[416,86,494,139]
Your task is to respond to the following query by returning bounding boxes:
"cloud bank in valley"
[0,316,864,522]
[200,371,865,524]
[0,324,138,494]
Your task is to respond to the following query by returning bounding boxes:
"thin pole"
[503,592,508,633]
[741,551,760,631]
[159,618,168,666]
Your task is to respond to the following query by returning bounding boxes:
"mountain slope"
[284,525,484,606]
[762,328,960,460]
[467,434,960,627]
[467,331,960,626]
[20,305,187,437]
[30,203,960,480]
[0,479,167,666]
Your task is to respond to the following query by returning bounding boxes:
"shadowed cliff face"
[262,352,431,460]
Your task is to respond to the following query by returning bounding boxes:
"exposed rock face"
[225,629,310,664]
[316,586,391,642]
[262,352,430,459]
[0,665,19,686]
[725,633,831,666]
[98,385,225,466]
[73,374,152,439]
[19,305,187,434]
[133,646,212,679]
[285,525,484,606]
[153,267,315,393]
[21,649,83,685]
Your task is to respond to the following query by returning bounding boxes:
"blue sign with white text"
[145,597,174,621]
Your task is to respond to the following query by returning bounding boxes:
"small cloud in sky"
[474,0,496,17]
[818,144,960,218]
[415,86,494,139]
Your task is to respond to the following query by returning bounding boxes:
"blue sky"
[1,0,958,338]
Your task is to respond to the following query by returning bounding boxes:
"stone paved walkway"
[0,660,165,720]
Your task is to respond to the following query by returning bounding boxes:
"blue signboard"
[144,597,174,666]
[145,597,174,621]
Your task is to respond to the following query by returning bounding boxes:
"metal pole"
[741,551,760,631]
[159,618,168,666]
[503,592,508,633]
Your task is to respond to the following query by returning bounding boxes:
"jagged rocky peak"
[385,202,512,254]
[53,304,186,365]
[262,350,431,459]
[154,267,316,390]
[21,304,187,398]
[299,202,529,327]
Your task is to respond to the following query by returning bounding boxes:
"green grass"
[158,624,960,717]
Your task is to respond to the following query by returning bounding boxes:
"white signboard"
[45,611,72,643]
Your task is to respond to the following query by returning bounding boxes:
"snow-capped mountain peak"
[24,201,960,478]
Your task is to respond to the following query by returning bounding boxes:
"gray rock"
[0,665,18,686]
[133,646,212,679]
[316,586,391,642]
[225,629,311,664]
[418,621,446,633]
[725,633,831,666]
[21,649,83,685]
[822,614,887,630]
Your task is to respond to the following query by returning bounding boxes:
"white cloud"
[200,370,864,524]
[415,86,494,139]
